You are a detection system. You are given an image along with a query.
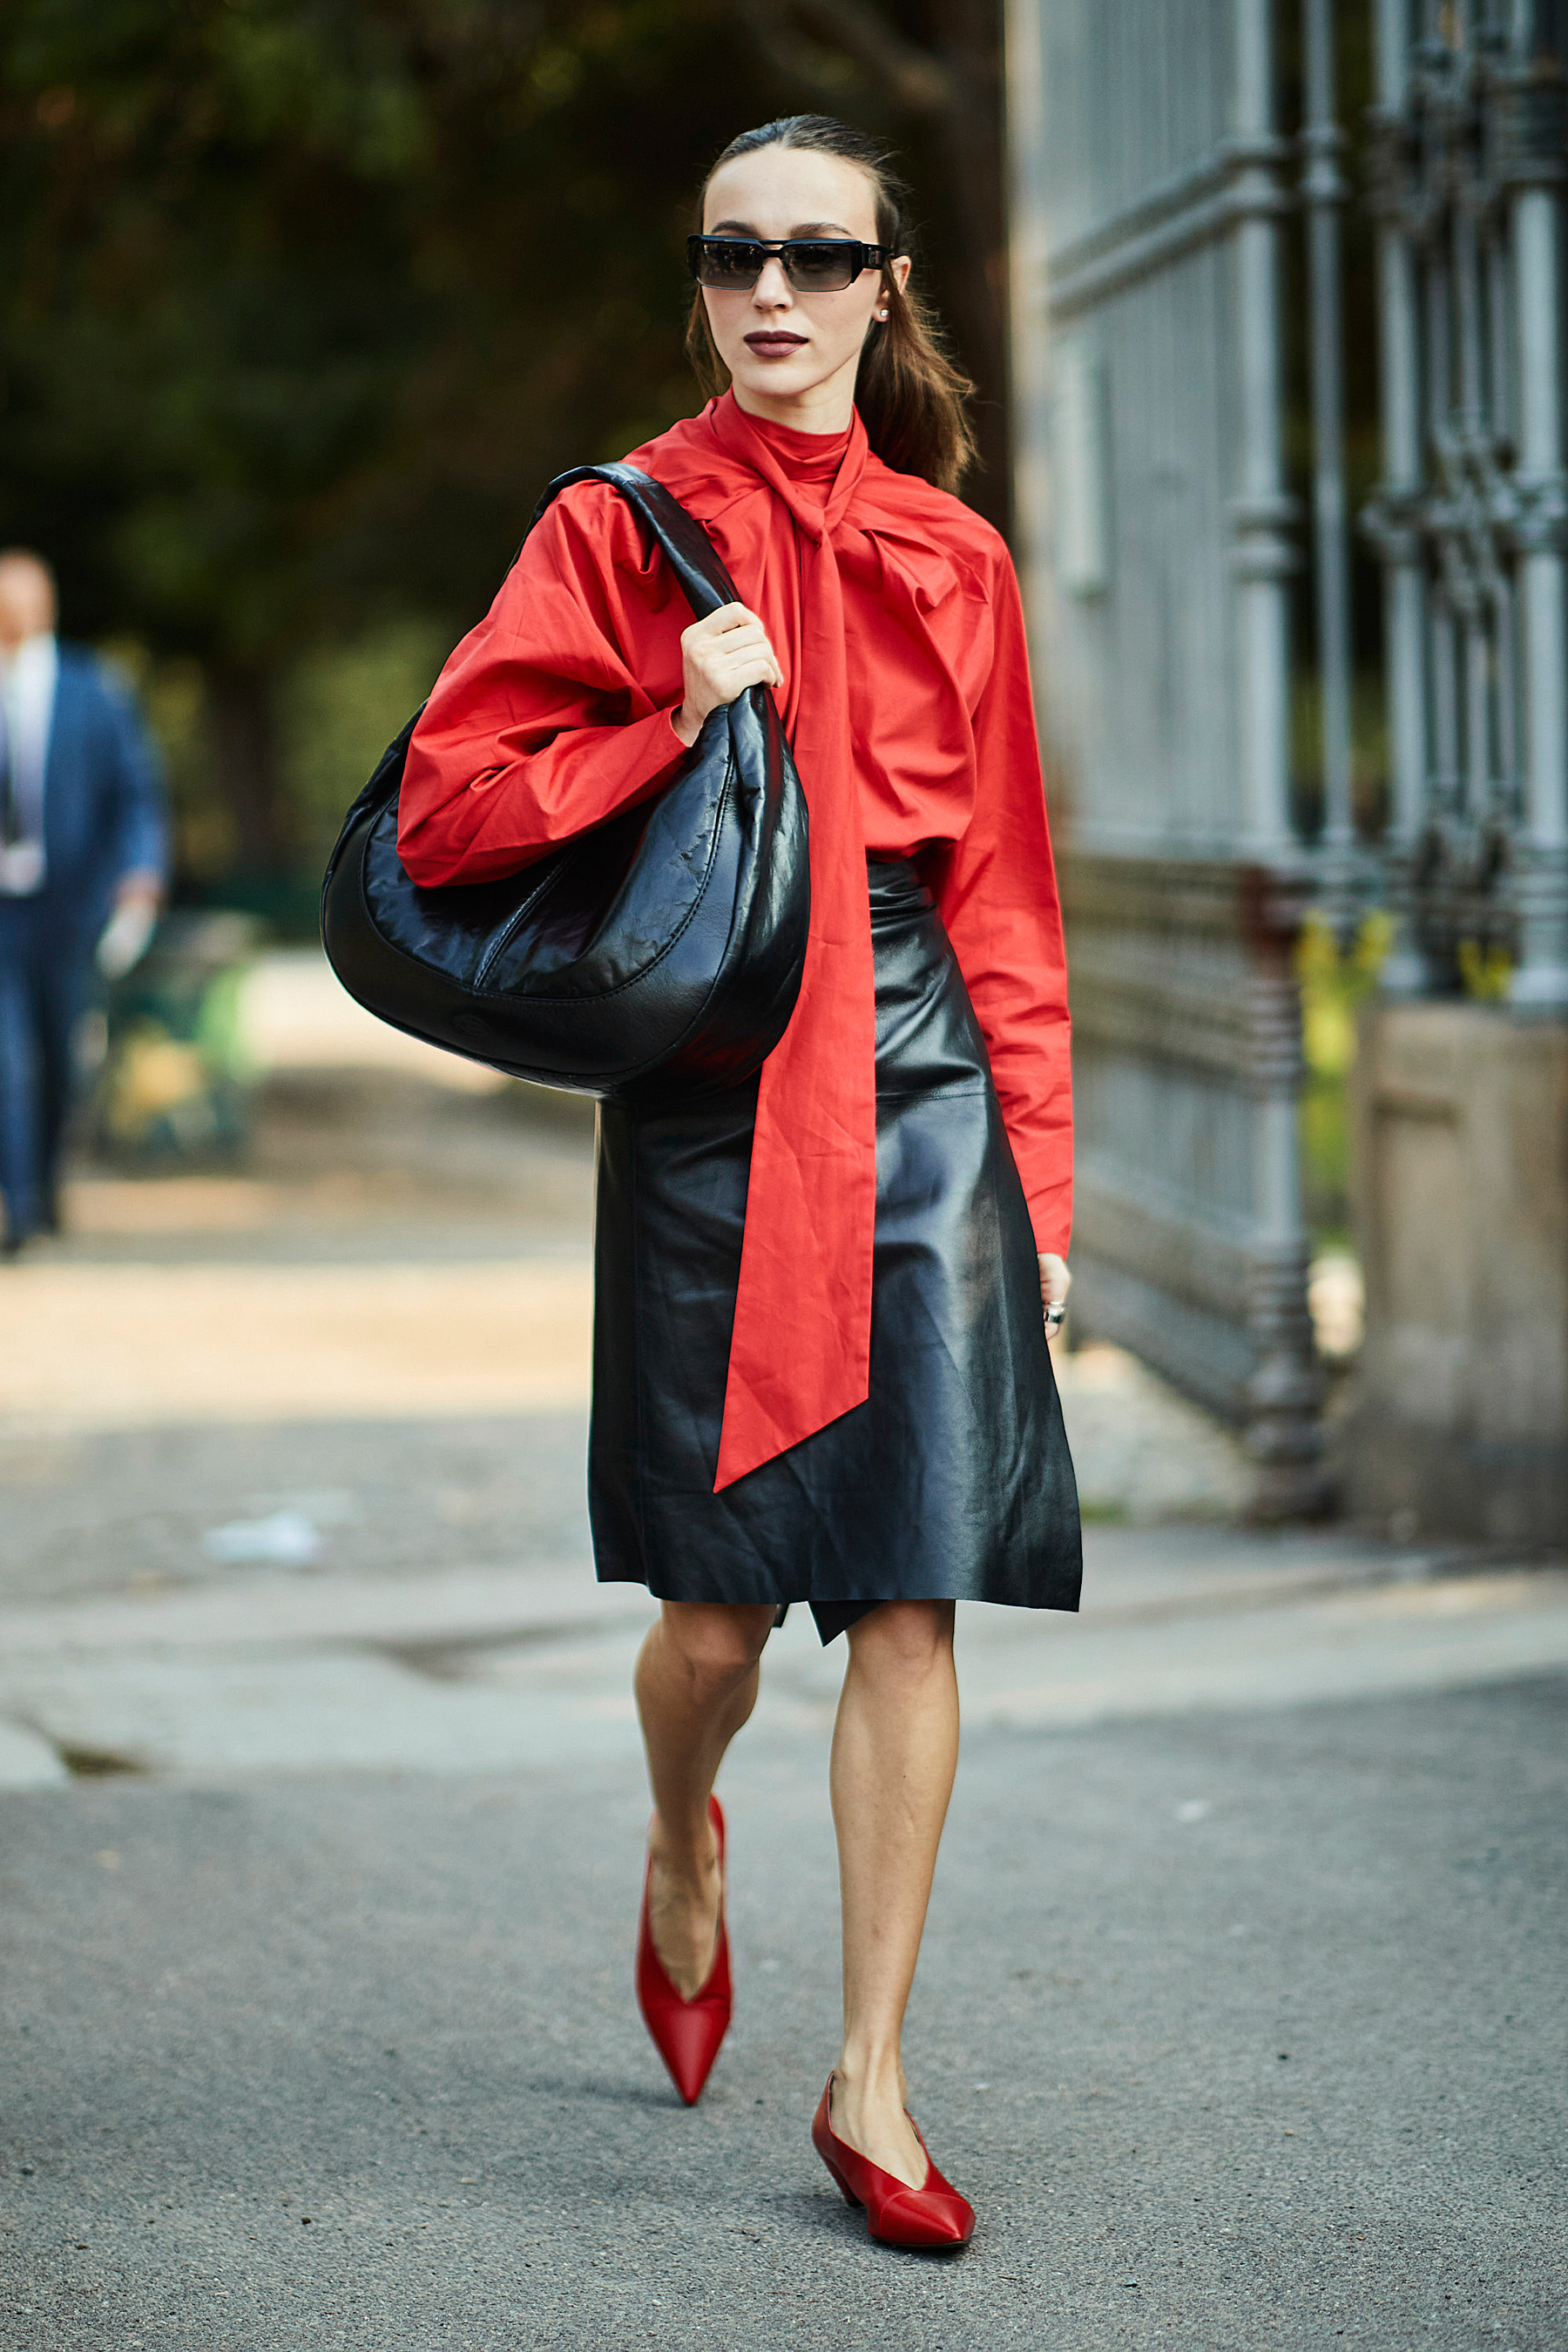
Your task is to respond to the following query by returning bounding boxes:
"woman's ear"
[874,258,911,324]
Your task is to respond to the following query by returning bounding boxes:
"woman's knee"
[659,1600,774,1689]
[845,1598,956,1679]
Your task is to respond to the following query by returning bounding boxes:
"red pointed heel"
[635,1794,732,2105]
[811,2074,975,2249]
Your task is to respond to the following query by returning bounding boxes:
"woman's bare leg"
[828,1599,959,2186]
[634,1600,777,1997]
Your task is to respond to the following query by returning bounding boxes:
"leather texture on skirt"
[589,855,1082,1642]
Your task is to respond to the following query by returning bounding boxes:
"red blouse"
[400,391,1071,1487]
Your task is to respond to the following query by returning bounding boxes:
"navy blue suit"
[0,645,168,1239]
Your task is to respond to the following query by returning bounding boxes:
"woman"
[398,114,1080,2251]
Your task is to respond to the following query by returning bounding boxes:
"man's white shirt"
[0,632,58,895]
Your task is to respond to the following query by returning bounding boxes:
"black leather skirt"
[588,856,1082,1642]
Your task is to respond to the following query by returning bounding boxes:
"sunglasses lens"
[694,239,765,289]
[781,241,858,291]
[691,237,868,291]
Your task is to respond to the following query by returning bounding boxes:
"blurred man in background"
[0,549,167,1256]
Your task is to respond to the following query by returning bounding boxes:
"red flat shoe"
[811,2074,975,2249]
[635,1794,732,2105]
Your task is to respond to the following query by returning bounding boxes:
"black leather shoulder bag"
[321,462,809,1099]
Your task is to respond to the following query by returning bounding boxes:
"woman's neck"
[730,371,855,437]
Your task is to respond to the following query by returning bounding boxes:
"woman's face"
[700,145,909,425]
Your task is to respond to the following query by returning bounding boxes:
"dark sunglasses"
[687,234,887,293]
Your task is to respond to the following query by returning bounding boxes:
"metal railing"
[1004,0,1566,1508]
[1359,0,1568,1004]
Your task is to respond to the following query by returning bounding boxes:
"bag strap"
[325,463,740,895]
[530,462,740,625]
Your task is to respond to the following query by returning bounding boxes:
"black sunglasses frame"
[686,234,887,292]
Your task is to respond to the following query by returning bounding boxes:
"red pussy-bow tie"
[707,394,877,1490]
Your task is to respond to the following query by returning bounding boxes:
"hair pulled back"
[686,115,977,496]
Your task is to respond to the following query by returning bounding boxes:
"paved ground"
[3,1677,1564,2349]
[1,956,1564,2348]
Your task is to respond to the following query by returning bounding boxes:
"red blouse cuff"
[1024,1186,1072,1262]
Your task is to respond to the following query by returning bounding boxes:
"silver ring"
[1044,1302,1066,1331]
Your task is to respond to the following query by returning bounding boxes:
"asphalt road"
[3,1668,1564,2351]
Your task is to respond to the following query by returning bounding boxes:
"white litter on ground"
[201,1511,322,1568]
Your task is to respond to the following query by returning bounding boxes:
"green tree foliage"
[0,0,1004,889]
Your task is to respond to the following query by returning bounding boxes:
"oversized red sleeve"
[925,553,1073,1257]
[397,482,690,886]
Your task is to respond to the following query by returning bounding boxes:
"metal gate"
[1005,0,1321,1512]
[1362,0,1568,1009]
[1005,0,1567,1511]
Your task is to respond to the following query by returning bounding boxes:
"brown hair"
[685,115,977,496]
